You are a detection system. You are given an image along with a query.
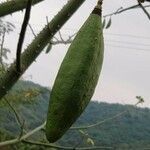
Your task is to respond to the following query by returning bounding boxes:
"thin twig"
[4,97,26,137]
[51,32,76,45]
[41,102,141,132]
[58,31,65,42]
[138,0,150,20]
[23,140,113,150]
[16,0,33,72]
[103,4,150,18]
[28,23,36,37]
[71,111,127,130]
[45,24,76,51]
[4,97,23,128]
[53,36,60,41]
[18,120,26,139]
[46,17,75,46]
[41,100,142,132]
[51,39,72,45]
[0,122,46,147]
[70,102,140,130]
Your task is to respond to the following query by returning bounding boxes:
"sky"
[1,0,150,107]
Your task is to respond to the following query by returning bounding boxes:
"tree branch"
[0,122,46,147]
[103,4,150,18]
[28,24,37,37]
[0,0,86,101]
[138,0,150,20]
[70,101,140,130]
[0,0,44,17]
[16,0,33,72]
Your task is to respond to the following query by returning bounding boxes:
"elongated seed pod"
[46,1,104,143]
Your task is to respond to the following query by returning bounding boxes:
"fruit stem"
[92,0,103,16]
[96,0,103,9]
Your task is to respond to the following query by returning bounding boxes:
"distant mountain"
[0,80,150,150]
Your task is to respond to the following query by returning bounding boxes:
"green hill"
[0,80,150,149]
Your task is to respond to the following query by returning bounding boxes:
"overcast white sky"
[1,0,150,107]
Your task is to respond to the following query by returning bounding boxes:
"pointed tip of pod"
[46,128,60,143]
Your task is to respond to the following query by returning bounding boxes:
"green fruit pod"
[46,2,104,143]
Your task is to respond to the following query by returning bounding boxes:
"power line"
[106,44,150,52]
[105,39,150,47]
[7,20,150,40]
[59,29,150,40]
[104,33,150,40]
[4,21,150,52]
[5,30,150,52]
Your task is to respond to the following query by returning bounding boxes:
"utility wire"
[5,31,150,52]
[104,33,150,39]
[106,44,150,52]
[6,20,150,39]
[105,39,150,47]
[12,28,150,44]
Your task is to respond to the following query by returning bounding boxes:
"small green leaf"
[45,42,52,53]
[105,17,112,29]
[102,18,106,29]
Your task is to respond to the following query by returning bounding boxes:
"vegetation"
[0,81,150,149]
[0,0,150,149]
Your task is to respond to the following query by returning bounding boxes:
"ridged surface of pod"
[46,4,104,143]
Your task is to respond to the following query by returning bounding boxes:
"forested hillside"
[0,80,150,149]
